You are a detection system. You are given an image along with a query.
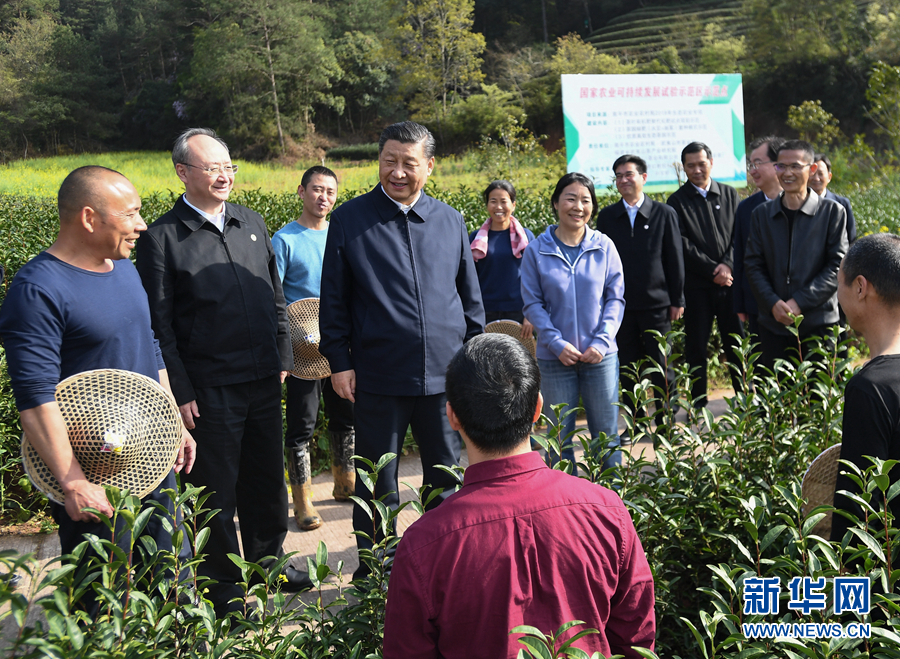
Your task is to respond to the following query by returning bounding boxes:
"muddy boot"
[329,430,356,501]
[287,446,322,531]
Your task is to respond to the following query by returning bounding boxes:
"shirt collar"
[691,181,710,197]
[380,184,421,214]
[182,194,226,226]
[622,194,645,211]
[463,451,548,486]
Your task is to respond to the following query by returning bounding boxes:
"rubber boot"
[287,446,322,531]
[330,430,356,501]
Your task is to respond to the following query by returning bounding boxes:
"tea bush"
[1,334,898,658]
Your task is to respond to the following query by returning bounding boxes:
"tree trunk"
[263,23,286,154]
[541,0,548,44]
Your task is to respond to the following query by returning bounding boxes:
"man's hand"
[786,298,801,317]
[737,312,749,323]
[280,370,290,383]
[558,343,582,366]
[179,400,199,430]
[579,346,604,364]
[63,479,113,522]
[771,299,795,325]
[521,318,535,339]
[175,428,196,474]
[669,306,684,322]
[332,369,356,402]
[712,264,733,287]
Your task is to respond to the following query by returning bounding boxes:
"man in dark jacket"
[745,139,848,370]
[733,136,784,337]
[135,128,310,616]
[666,142,745,408]
[597,154,684,424]
[319,121,484,579]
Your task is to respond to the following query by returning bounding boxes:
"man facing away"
[0,166,195,586]
[733,136,784,337]
[744,139,847,370]
[596,154,684,425]
[666,141,745,408]
[271,166,355,531]
[382,334,655,659]
[136,128,309,616]
[831,234,900,541]
[319,121,484,579]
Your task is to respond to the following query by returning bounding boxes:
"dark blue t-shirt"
[0,252,165,411]
[468,227,535,314]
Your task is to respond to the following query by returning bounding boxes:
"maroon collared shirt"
[383,451,655,658]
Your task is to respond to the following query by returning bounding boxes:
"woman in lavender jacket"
[521,173,626,474]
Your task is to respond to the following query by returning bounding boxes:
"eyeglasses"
[747,160,772,171]
[614,171,639,180]
[773,162,811,174]
[180,163,238,176]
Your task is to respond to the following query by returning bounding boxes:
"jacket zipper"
[404,216,427,388]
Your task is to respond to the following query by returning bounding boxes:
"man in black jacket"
[597,155,684,424]
[667,142,745,408]
[136,128,310,616]
[319,121,484,579]
[745,139,847,370]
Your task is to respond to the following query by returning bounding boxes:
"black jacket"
[666,180,740,289]
[733,190,770,316]
[595,197,685,311]
[319,186,484,397]
[135,196,292,405]
[745,190,848,335]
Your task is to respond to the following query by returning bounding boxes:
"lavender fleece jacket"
[521,226,625,362]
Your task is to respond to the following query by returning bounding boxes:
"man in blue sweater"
[319,121,484,579]
[272,166,355,531]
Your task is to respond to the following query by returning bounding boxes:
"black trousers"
[285,376,354,451]
[185,375,288,614]
[757,324,836,372]
[684,286,745,407]
[352,390,461,578]
[617,307,673,419]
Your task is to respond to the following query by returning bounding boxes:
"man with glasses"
[136,128,311,617]
[597,154,684,426]
[744,139,848,369]
[733,136,784,337]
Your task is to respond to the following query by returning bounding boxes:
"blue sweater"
[468,227,535,314]
[0,253,164,410]
[272,221,329,303]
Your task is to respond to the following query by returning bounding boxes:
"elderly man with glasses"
[744,139,848,369]
[136,127,312,617]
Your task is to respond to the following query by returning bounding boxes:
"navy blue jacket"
[825,190,857,244]
[595,197,685,311]
[319,186,485,396]
[732,190,769,316]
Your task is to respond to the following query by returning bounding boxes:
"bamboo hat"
[287,298,332,380]
[21,369,183,504]
[801,443,842,539]
[485,320,537,359]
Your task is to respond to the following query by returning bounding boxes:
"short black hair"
[681,142,712,164]
[748,136,785,162]
[57,166,127,220]
[301,165,337,189]
[378,121,436,159]
[777,139,815,163]
[612,154,647,175]
[814,153,832,173]
[445,334,541,454]
[842,234,900,306]
[551,172,598,220]
[483,180,516,205]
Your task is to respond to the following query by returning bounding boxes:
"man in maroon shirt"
[382,334,656,659]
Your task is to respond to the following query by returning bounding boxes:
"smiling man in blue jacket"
[319,121,485,579]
